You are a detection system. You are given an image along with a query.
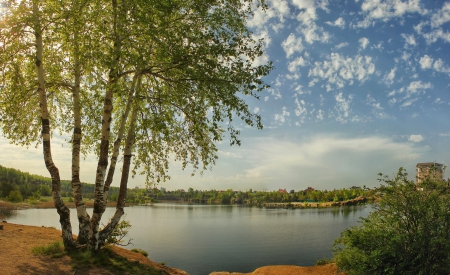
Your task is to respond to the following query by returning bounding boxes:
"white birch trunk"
[33,1,74,249]
[89,0,121,250]
[103,72,139,206]
[99,93,139,246]
[72,47,91,244]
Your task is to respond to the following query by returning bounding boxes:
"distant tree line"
[150,186,377,205]
[0,165,145,203]
[0,164,377,205]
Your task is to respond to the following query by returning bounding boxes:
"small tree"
[8,190,23,202]
[333,168,450,275]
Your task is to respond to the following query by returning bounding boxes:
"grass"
[131,248,149,257]
[31,242,165,275]
[31,241,65,258]
[315,258,333,266]
[0,200,18,219]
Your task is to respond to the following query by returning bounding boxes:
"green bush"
[333,168,450,275]
[7,190,23,203]
[316,258,333,266]
[131,248,148,257]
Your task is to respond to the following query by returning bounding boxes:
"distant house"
[278,188,287,194]
[416,162,444,184]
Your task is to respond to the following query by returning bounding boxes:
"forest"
[0,164,377,205]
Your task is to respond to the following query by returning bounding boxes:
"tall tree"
[0,0,272,250]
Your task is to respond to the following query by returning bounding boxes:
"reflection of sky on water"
[8,204,371,275]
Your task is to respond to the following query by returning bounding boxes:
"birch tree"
[0,0,272,250]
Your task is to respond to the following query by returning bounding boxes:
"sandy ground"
[0,221,345,275]
[210,264,345,275]
[0,222,187,275]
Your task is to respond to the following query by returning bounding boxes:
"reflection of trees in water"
[0,201,18,219]
[330,205,371,218]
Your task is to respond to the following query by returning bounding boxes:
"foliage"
[333,168,450,275]
[31,241,65,258]
[131,248,149,257]
[0,164,121,200]
[105,220,132,246]
[31,242,163,274]
[150,186,376,205]
[0,0,273,249]
[0,200,17,219]
[316,258,333,266]
[7,190,23,202]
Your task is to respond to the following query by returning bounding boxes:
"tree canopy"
[0,0,272,249]
[333,168,450,275]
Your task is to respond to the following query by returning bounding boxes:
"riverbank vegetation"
[0,164,377,207]
[333,168,450,274]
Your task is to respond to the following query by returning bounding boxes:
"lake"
[8,204,372,275]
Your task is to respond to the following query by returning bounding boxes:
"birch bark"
[72,38,91,244]
[33,1,74,249]
[89,0,122,250]
[99,85,139,245]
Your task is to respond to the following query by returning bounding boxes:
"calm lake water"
[8,204,372,275]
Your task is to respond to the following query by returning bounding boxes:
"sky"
[1,0,450,192]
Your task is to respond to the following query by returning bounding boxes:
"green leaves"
[0,0,272,186]
[333,168,450,275]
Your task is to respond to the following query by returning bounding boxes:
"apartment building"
[416,162,444,184]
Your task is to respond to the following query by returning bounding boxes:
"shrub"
[105,220,132,246]
[131,248,148,257]
[333,168,450,275]
[7,190,23,203]
[316,258,333,266]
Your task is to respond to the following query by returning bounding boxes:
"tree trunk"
[72,41,91,244]
[103,72,139,206]
[33,1,74,249]
[99,96,139,247]
[89,0,122,250]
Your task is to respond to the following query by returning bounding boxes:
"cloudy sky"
[2,0,450,191]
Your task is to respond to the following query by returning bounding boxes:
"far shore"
[1,195,377,212]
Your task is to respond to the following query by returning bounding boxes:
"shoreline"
[0,222,344,275]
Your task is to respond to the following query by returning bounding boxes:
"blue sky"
[2,0,450,191]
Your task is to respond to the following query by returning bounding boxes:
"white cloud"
[360,0,428,21]
[407,81,432,93]
[326,17,346,28]
[334,42,349,50]
[253,107,260,114]
[401,33,416,47]
[292,0,318,24]
[433,58,450,73]
[408,134,424,142]
[294,96,307,117]
[239,135,426,189]
[316,109,324,120]
[308,53,376,89]
[287,56,307,73]
[274,106,290,124]
[359,37,369,49]
[281,33,304,58]
[382,67,396,86]
[431,2,450,28]
[267,88,282,100]
[252,28,272,48]
[400,98,419,108]
[334,92,353,122]
[415,20,450,44]
[419,55,433,69]
[299,22,331,44]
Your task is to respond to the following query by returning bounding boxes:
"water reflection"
[8,203,371,275]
